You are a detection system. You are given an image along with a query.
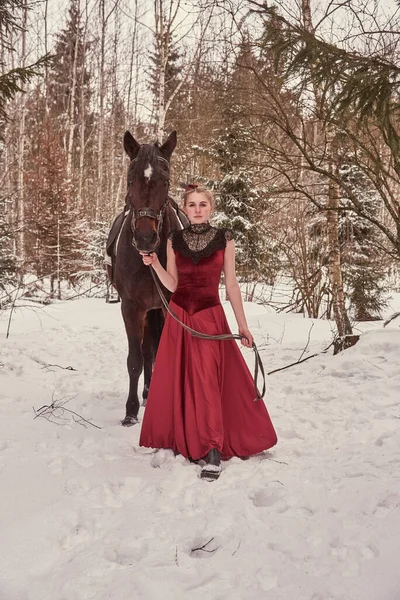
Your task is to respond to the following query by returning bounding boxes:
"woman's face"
[184,192,212,224]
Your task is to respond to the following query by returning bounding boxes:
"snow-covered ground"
[1,294,400,600]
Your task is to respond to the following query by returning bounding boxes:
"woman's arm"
[223,239,253,348]
[140,238,178,292]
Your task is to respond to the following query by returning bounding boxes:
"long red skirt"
[139,301,278,460]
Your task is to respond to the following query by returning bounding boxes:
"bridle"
[128,155,170,246]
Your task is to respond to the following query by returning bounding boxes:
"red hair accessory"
[185,183,198,192]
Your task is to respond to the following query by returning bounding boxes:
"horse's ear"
[160,131,177,160]
[124,131,140,160]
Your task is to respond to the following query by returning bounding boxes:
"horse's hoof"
[121,415,138,427]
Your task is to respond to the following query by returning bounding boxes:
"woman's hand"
[238,326,253,348]
[139,252,159,267]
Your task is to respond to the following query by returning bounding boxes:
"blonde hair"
[183,185,214,209]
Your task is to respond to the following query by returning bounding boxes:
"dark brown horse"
[112,130,182,426]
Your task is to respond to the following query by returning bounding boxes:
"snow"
[1,295,400,600]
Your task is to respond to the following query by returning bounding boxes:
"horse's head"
[123,130,177,253]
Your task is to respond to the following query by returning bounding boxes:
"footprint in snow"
[251,487,287,512]
[375,431,394,446]
[373,493,400,517]
[47,457,65,475]
[278,428,305,440]
[0,440,15,469]
[329,537,379,574]
[151,448,176,468]
[59,522,94,551]
[65,478,91,496]
[0,440,13,452]
[105,540,149,567]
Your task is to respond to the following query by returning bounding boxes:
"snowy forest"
[1,0,400,340]
[2,3,400,598]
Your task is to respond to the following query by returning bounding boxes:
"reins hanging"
[149,266,266,401]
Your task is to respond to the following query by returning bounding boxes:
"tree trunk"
[78,3,88,211]
[16,0,28,268]
[66,0,80,208]
[326,177,353,337]
[154,0,167,142]
[302,0,354,348]
[96,0,106,220]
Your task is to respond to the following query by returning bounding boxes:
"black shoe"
[200,449,221,481]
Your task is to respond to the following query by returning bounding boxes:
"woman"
[139,185,277,481]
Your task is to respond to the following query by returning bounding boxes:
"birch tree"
[16,0,27,266]
[151,0,214,142]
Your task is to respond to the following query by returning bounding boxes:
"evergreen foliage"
[255,5,400,260]
[149,28,184,133]
[0,0,50,136]
[24,125,81,297]
[209,110,279,284]
[75,221,109,284]
[338,158,388,320]
[48,0,90,116]
[261,6,400,145]
[149,31,181,99]
[0,195,17,294]
[47,0,92,163]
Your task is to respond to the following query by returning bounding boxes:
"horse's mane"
[134,144,169,179]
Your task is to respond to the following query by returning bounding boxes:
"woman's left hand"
[238,326,253,348]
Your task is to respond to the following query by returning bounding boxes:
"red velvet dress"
[139,229,278,461]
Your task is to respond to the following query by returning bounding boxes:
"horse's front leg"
[141,317,152,406]
[121,300,145,426]
[142,309,164,405]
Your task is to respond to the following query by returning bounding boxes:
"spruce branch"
[0,55,53,122]
[258,5,400,149]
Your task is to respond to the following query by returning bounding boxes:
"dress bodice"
[169,224,233,316]
[172,249,225,315]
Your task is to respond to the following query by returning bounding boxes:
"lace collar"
[187,222,212,234]
[169,224,232,264]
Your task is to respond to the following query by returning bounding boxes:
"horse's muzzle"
[133,231,159,253]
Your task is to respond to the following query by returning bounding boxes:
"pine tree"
[0,195,17,295]
[75,220,109,285]
[203,39,280,286]
[206,113,277,284]
[0,0,50,138]
[148,27,183,135]
[48,0,91,120]
[47,0,92,182]
[338,156,388,320]
[24,124,81,298]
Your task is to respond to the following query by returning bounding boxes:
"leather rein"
[149,266,266,402]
